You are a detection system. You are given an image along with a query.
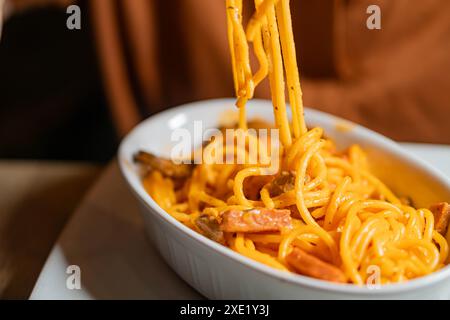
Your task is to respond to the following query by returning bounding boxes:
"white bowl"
[118,98,450,299]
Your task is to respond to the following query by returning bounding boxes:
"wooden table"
[0,161,102,299]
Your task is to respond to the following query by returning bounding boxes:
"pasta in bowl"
[133,110,449,285]
[118,98,450,299]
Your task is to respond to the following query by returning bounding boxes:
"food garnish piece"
[286,248,347,283]
[429,202,450,235]
[220,208,292,233]
[268,171,296,197]
[134,151,193,179]
[195,214,225,244]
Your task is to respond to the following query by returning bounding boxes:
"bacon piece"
[134,151,193,179]
[430,202,450,235]
[220,208,292,233]
[286,248,347,283]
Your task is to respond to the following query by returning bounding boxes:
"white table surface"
[30,143,450,300]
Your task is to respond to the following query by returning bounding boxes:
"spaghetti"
[138,0,449,285]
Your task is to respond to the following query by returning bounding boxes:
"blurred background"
[0,0,449,162]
